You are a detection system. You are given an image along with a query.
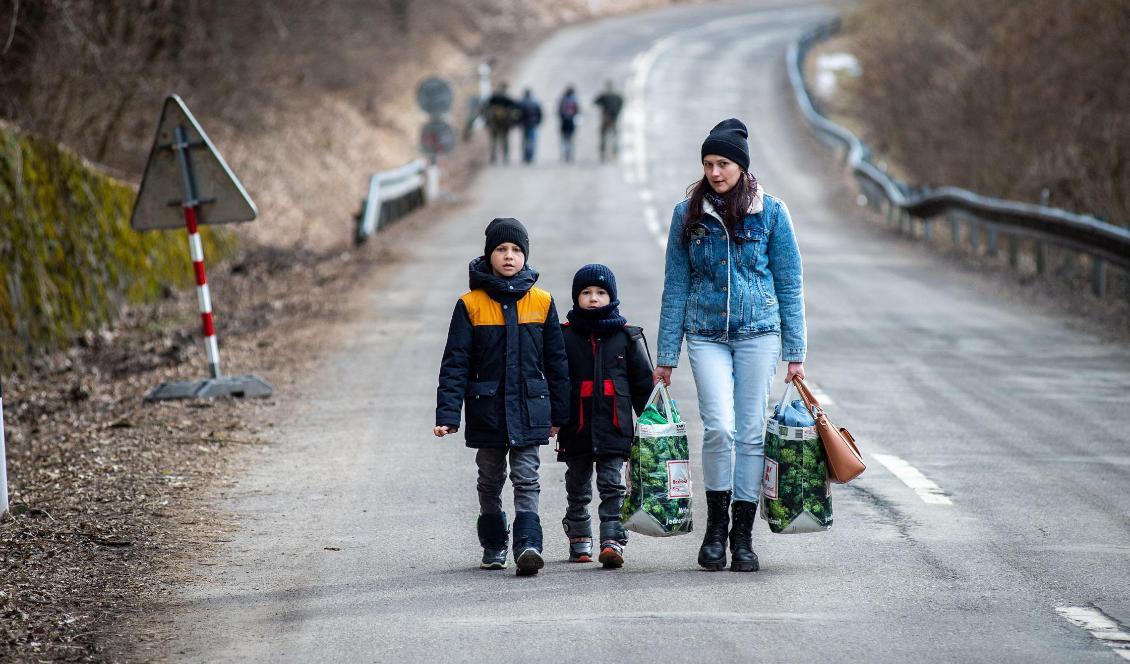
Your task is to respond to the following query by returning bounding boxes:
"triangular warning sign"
[130,94,258,231]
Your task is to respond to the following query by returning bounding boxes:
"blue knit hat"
[572,264,618,305]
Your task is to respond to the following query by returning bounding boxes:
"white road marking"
[1056,606,1130,660]
[625,8,830,250]
[644,204,661,237]
[872,454,952,505]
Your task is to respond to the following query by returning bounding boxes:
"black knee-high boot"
[729,500,760,572]
[698,490,731,571]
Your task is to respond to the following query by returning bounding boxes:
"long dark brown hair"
[682,172,758,245]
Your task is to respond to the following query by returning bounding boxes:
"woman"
[653,118,807,572]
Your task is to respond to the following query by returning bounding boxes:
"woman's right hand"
[653,366,673,386]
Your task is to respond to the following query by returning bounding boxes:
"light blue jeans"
[686,334,780,503]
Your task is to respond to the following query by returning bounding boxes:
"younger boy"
[556,264,653,568]
[434,218,570,576]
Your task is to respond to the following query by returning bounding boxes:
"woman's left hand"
[784,362,805,383]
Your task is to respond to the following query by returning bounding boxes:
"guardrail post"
[923,218,933,242]
[426,162,440,201]
[1008,235,1019,268]
[969,223,981,253]
[1036,241,1048,275]
[1093,258,1107,297]
[1,377,8,518]
[986,229,998,256]
[949,213,960,246]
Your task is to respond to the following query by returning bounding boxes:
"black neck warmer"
[566,301,626,336]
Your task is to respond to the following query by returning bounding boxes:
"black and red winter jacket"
[556,324,654,461]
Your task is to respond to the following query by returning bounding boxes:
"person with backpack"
[557,85,581,163]
[485,82,520,164]
[593,81,624,162]
[518,88,544,164]
[556,264,654,568]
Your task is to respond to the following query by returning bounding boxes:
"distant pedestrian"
[517,88,543,164]
[556,264,654,568]
[485,83,520,164]
[434,218,570,576]
[557,85,581,163]
[654,118,808,572]
[593,81,624,162]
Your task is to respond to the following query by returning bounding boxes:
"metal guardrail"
[354,158,428,245]
[788,18,1130,296]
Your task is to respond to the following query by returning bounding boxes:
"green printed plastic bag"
[621,383,694,537]
[761,384,833,534]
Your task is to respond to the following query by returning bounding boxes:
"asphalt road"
[164,2,1130,661]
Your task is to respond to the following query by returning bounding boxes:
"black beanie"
[700,118,750,172]
[483,217,530,259]
[571,263,618,305]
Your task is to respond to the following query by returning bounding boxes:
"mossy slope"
[1,122,234,370]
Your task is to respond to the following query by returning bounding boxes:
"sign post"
[132,95,273,401]
[416,77,457,201]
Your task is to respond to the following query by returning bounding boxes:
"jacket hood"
[468,256,539,299]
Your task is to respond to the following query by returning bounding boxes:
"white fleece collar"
[701,181,764,221]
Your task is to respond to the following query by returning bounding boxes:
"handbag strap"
[791,376,823,419]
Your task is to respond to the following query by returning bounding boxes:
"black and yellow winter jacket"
[436,258,570,448]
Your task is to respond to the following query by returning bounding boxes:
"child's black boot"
[477,512,509,570]
[562,517,593,563]
[698,490,731,570]
[597,520,627,569]
[513,511,545,576]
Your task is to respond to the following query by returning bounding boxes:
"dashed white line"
[1056,606,1130,660]
[872,453,952,505]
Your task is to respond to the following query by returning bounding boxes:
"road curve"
[164,2,1130,662]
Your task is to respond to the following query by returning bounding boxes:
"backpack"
[560,97,579,120]
[624,326,653,371]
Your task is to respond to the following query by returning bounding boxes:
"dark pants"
[489,127,510,163]
[560,128,575,163]
[477,446,540,514]
[522,127,537,163]
[599,120,618,161]
[562,455,627,544]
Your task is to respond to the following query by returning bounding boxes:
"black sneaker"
[598,540,624,569]
[515,548,544,576]
[481,548,507,570]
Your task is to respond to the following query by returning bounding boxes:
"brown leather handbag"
[792,377,865,484]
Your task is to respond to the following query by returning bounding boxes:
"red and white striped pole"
[174,124,221,379]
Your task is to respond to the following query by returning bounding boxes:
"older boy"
[434,218,570,576]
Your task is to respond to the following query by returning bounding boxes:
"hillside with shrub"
[846,0,1129,227]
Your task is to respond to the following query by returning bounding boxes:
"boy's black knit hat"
[572,263,618,305]
[701,118,750,172]
[484,217,530,259]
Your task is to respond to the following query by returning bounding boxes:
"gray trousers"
[476,446,540,515]
[563,455,627,543]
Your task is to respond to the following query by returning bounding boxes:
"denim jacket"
[657,190,806,366]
